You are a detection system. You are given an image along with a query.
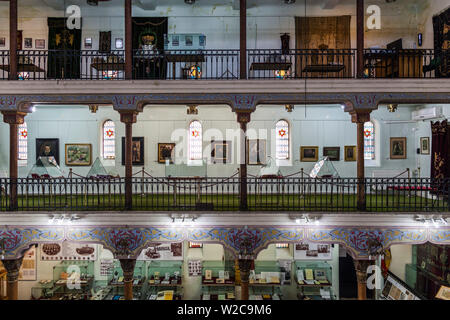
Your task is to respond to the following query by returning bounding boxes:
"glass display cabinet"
[31,280,61,300]
[51,260,95,300]
[294,261,335,300]
[201,260,236,300]
[145,260,183,300]
[249,261,283,300]
[106,260,146,300]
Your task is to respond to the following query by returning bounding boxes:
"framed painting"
[323,147,340,161]
[35,39,45,49]
[390,137,407,159]
[121,137,144,166]
[211,140,232,164]
[24,38,32,49]
[247,139,266,165]
[158,143,175,164]
[36,138,60,165]
[65,144,92,166]
[300,146,318,162]
[344,146,356,161]
[420,137,430,155]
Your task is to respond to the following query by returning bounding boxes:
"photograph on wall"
[158,143,175,164]
[211,140,232,164]
[36,138,60,165]
[390,137,407,159]
[24,38,32,49]
[323,147,340,161]
[18,246,37,281]
[300,146,319,162]
[420,137,430,155]
[294,242,332,260]
[84,37,92,49]
[100,259,114,277]
[40,242,98,261]
[65,144,92,166]
[188,260,202,277]
[0,37,5,47]
[138,242,183,261]
[121,137,144,166]
[247,139,266,165]
[35,39,45,49]
[344,146,356,161]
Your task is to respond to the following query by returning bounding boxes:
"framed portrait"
[115,38,123,49]
[0,37,5,47]
[84,37,92,49]
[344,146,356,161]
[35,39,45,49]
[36,138,59,165]
[121,137,144,166]
[300,146,318,162]
[435,285,450,300]
[247,139,266,165]
[24,38,32,49]
[323,147,340,161]
[65,144,92,166]
[211,140,232,164]
[420,137,430,155]
[185,35,193,46]
[390,137,407,159]
[158,143,175,164]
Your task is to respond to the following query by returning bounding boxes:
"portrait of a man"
[36,139,60,165]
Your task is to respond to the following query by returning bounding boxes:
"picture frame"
[65,144,92,166]
[390,137,407,159]
[158,143,175,164]
[121,137,144,166]
[84,37,92,49]
[35,39,45,49]
[300,146,318,162]
[344,146,357,161]
[185,35,193,46]
[0,37,5,47]
[115,38,123,49]
[36,138,60,165]
[420,137,430,155]
[247,139,266,165]
[435,285,450,300]
[211,140,232,164]
[24,38,32,49]
[323,147,340,161]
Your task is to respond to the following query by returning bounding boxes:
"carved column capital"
[2,111,26,125]
[236,111,252,124]
[353,259,372,284]
[119,259,136,283]
[350,109,372,124]
[119,111,138,124]
[238,258,254,283]
[2,257,24,283]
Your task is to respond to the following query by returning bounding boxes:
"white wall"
[389,244,413,282]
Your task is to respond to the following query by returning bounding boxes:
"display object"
[420,137,430,155]
[247,139,266,165]
[100,259,114,277]
[300,146,319,162]
[36,138,60,165]
[146,260,183,300]
[295,261,334,300]
[138,243,183,261]
[24,38,32,48]
[28,157,64,179]
[211,140,232,164]
[188,260,202,276]
[436,285,450,300]
[390,137,407,159]
[294,242,332,260]
[344,146,356,161]
[40,243,98,261]
[158,143,175,164]
[309,157,339,179]
[380,273,420,300]
[121,137,144,165]
[19,246,37,281]
[51,260,95,300]
[65,144,92,166]
[323,147,340,161]
[84,37,92,49]
[86,157,119,179]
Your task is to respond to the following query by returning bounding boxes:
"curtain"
[295,16,351,78]
[431,120,450,180]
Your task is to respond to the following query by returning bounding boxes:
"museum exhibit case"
[106,260,146,300]
[249,261,283,300]
[201,260,236,300]
[294,261,335,300]
[146,260,183,300]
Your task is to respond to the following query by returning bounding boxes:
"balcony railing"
[0,49,446,80]
[1,177,449,212]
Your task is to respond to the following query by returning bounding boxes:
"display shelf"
[294,261,335,300]
[147,260,183,287]
[202,260,235,286]
[249,260,283,285]
[50,260,95,300]
[108,260,146,286]
[249,285,282,300]
[31,281,62,300]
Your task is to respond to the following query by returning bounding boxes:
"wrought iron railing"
[0,177,448,212]
[0,49,446,80]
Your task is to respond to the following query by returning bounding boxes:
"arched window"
[364,121,375,160]
[18,122,28,164]
[276,120,289,160]
[103,120,116,159]
[188,120,202,161]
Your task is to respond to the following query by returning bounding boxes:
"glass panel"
[364,121,375,160]
[18,122,28,162]
[188,120,202,160]
[103,120,115,159]
[276,120,289,160]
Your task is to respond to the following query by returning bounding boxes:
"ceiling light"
[185,0,195,4]
[284,0,296,3]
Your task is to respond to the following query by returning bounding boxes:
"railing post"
[9,0,18,80]
[237,112,251,211]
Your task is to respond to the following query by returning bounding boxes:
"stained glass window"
[18,122,28,164]
[276,120,289,160]
[364,121,375,160]
[103,120,116,160]
[188,120,202,160]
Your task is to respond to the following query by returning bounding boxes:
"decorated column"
[237,112,251,211]
[119,111,138,210]
[119,259,136,300]
[2,111,27,210]
[237,236,254,300]
[353,259,372,300]
[1,257,24,300]
[350,110,371,211]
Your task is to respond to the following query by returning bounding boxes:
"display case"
[51,260,95,300]
[145,261,183,300]
[106,260,146,300]
[294,261,335,300]
[201,260,236,300]
[31,280,61,300]
[248,261,282,300]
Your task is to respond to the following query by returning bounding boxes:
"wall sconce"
[187,105,198,115]
[285,104,294,112]
[170,214,197,226]
[415,215,448,228]
[387,104,398,113]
